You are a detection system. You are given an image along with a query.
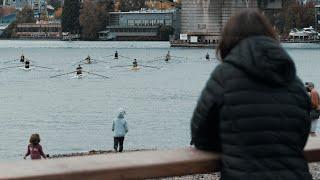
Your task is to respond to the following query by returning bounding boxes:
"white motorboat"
[289,26,319,40]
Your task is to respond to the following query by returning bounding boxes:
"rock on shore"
[48,149,154,159]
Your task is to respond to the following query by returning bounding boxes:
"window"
[165,19,172,26]
[134,20,142,26]
[128,20,134,26]
[198,24,206,30]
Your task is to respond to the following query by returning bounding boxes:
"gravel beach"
[154,163,320,180]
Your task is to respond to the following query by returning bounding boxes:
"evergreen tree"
[61,0,80,33]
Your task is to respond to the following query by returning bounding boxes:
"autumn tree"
[79,0,113,40]
[96,0,114,31]
[159,25,174,40]
[267,0,316,34]
[61,0,80,33]
[48,0,62,9]
[16,6,36,23]
[119,0,146,12]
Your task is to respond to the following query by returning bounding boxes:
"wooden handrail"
[0,137,319,180]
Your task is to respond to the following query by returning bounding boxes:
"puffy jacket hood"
[224,36,296,86]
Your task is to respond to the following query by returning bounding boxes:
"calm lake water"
[0,40,319,161]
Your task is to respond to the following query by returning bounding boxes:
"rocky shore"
[48,150,320,180]
[48,149,154,159]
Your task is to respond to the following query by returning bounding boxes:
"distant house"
[105,9,180,40]
[14,22,61,39]
[0,13,16,24]
[2,0,48,18]
[258,0,282,9]
[0,13,16,36]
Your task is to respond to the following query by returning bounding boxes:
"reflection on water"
[0,41,319,161]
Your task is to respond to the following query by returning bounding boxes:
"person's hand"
[23,156,26,160]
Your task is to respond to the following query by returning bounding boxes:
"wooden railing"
[1,137,320,180]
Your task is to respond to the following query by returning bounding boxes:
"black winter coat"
[191,36,312,180]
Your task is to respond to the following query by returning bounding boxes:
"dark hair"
[29,133,41,145]
[216,9,278,60]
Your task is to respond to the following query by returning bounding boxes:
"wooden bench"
[0,137,319,180]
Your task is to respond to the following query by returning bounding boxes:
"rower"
[20,54,25,62]
[114,51,118,59]
[85,55,91,64]
[205,53,210,61]
[25,60,30,69]
[165,51,170,62]
[133,59,138,68]
[76,64,82,75]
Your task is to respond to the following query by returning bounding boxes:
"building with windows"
[180,0,257,44]
[105,9,180,40]
[0,13,16,36]
[14,22,61,39]
[2,0,48,17]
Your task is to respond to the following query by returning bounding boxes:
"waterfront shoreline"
[47,150,320,180]
[48,149,155,159]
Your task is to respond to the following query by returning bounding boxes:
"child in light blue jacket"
[112,108,128,152]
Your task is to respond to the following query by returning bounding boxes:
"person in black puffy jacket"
[191,9,312,180]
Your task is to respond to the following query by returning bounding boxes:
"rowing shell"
[19,67,32,71]
[131,67,140,71]
[71,74,85,79]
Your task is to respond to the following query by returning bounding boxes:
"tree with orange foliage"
[55,7,63,19]
[79,0,113,40]
[276,0,315,34]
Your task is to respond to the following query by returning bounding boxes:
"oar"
[139,65,161,69]
[2,59,19,64]
[119,55,130,59]
[171,56,185,59]
[50,71,77,78]
[25,58,36,62]
[83,71,110,79]
[109,65,131,68]
[0,65,24,70]
[92,59,109,64]
[32,65,54,70]
[153,56,165,59]
[73,60,85,66]
[147,58,163,63]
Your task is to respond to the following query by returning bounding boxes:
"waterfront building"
[14,22,61,39]
[180,0,257,44]
[2,0,48,17]
[0,13,16,36]
[105,9,180,40]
